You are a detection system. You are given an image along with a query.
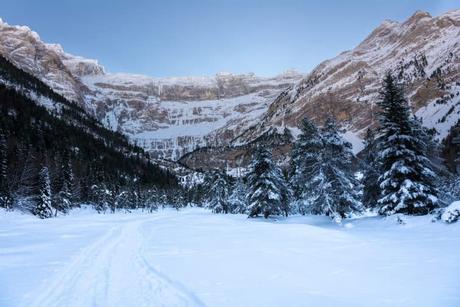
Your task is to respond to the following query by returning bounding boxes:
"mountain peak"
[404,10,432,26]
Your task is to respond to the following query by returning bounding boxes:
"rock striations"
[0,10,459,169]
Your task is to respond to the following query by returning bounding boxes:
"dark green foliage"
[289,118,323,214]
[246,146,290,218]
[0,128,13,209]
[376,73,438,215]
[228,177,247,214]
[204,171,232,214]
[0,54,178,216]
[34,166,53,219]
[361,128,380,208]
[289,118,361,221]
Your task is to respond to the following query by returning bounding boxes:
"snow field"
[1,207,459,307]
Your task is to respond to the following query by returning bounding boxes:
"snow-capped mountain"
[0,19,302,160]
[81,71,303,160]
[236,10,460,146]
[0,10,459,168]
[179,10,460,170]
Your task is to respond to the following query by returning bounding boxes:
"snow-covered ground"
[1,207,459,307]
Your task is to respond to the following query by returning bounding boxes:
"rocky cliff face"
[1,10,459,169]
[0,18,302,160]
[179,10,460,170]
[235,10,460,145]
[81,71,302,160]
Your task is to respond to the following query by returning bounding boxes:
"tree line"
[0,55,178,217]
[200,73,451,222]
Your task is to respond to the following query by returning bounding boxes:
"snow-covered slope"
[0,18,302,160]
[235,10,460,147]
[1,10,459,165]
[82,71,302,160]
[0,18,104,103]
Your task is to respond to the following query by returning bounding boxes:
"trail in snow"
[24,214,204,307]
[1,207,460,307]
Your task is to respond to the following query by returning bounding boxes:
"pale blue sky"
[1,0,458,77]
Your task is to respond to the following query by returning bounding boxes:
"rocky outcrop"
[0,18,302,160]
[237,10,460,144]
[180,10,460,170]
[1,10,459,169]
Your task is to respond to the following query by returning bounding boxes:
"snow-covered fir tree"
[34,166,53,219]
[361,128,380,208]
[228,177,247,214]
[205,171,231,214]
[91,184,109,213]
[376,73,438,215]
[144,188,159,213]
[314,118,361,221]
[16,148,39,211]
[0,130,13,210]
[54,154,74,214]
[289,118,324,215]
[246,146,290,218]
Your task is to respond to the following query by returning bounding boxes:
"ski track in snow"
[1,207,460,307]
[26,215,205,307]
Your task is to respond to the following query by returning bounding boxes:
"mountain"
[0,19,303,160]
[82,70,303,160]
[0,10,459,171]
[237,10,460,145]
[180,10,460,170]
[0,53,177,212]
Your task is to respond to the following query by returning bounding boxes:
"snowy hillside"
[1,207,459,307]
[82,71,302,160]
[235,10,460,147]
[1,10,459,165]
[0,18,302,160]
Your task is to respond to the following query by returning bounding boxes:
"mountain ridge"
[0,10,459,169]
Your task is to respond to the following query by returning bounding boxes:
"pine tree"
[289,118,323,215]
[144,188,159,213]
[228,177,247,214]
[0,130,12,210]
[128,184,140,210]
[376,73,438,215]
[316,118,361,221]
[361,128,380,208]
[205,171,231,214]
[34,166,53,219]
[246,146,290,218]
[15,148,39,211]
[54,154,73,214]
[91,184,109,213]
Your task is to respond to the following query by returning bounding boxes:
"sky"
[1,0,458,77]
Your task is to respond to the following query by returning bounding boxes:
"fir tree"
[15,148,39,211]
[91,184,109,213]
[0,130,12,210]
[246,146,290,218]
[205,171,231,214]
[144,188,159,213]
[290,118,360,221]
[376,73,438,215]
[34,166,53,218]
[54,154,73,214]
[361,128,380,208]
[228,177,247,214]
[289,118,323,215]
[316,118,361,221]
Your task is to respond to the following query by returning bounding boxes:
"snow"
[1,207,459,307]
[341,129,365,154]
[442,201,460,223]
[132,93,269,140]
[416,86,460,141]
